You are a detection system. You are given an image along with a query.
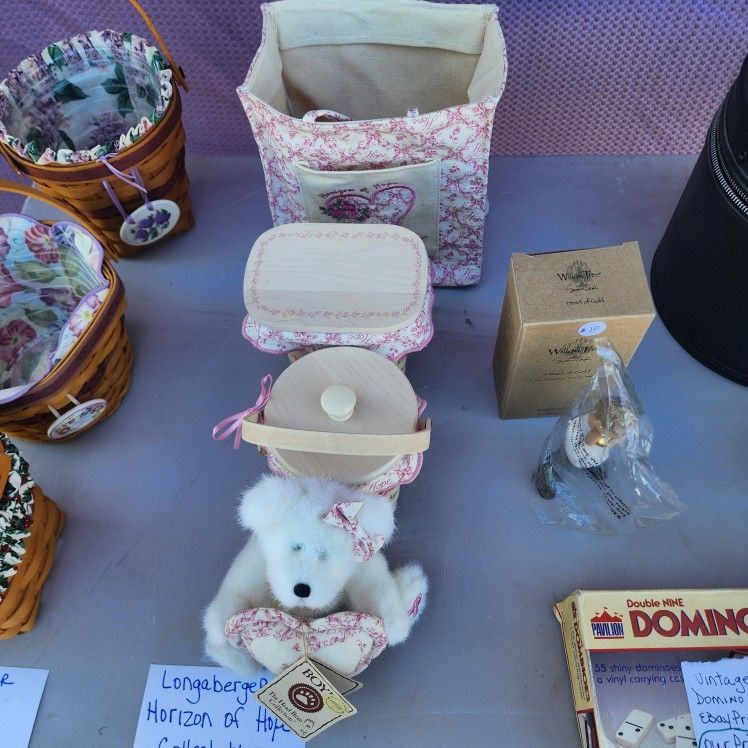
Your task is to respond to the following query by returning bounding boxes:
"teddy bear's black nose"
[294,583,311,598]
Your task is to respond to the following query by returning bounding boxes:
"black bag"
[651,54,748,385]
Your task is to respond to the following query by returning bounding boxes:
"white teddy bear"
[203,474,427,676]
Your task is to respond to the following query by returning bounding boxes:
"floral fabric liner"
[0,215,110,404]
[0,30,172,164]
[0,435,35,602]
[243,284,435,362]
[266,448,424,496]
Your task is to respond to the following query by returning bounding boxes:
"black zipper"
[709,102,748,217]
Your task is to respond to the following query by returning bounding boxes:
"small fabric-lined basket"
[0,181,132,441]
[243,223,434,370]
[0,435,65,639]
[238,0,507,287]
[0,0,193,258]
[214,347,431,501]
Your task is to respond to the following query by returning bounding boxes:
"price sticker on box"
[578,320,607,337]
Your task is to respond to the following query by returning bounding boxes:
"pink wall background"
[0,0,744,191]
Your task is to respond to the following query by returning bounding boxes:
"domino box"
[555,589,748,748]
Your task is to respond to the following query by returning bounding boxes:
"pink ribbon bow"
[321,501,385,563]
[213,374,273,450]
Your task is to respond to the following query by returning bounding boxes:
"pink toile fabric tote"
[238,0,507,287]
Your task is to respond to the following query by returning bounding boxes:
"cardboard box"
[555,589,748,748]
[493,242,655,419]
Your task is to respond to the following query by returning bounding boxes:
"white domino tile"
[675,715,696,748]
[656,713,691,744]
[615,709,653,748]
[675,737,697,748]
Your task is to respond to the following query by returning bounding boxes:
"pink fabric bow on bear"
[321,501,385,562]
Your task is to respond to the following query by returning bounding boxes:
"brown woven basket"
[0,0,193,259]
[0,485,65,639]
[0,180,133,441]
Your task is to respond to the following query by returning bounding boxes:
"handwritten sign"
[0,667,48,748]
[133,664,302,747]
[682,657,748,747]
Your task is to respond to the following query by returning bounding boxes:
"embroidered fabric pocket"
[293,159,441,256]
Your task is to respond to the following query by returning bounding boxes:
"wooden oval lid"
[244,223,429,334]
[263,347,419,483]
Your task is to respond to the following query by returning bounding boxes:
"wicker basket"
[215,349,431,501]
[0,486,65,639]
[0,180,132,441]
[242,224,433,373]
[0,0,193,258]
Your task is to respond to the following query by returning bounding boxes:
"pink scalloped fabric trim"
[243,283,434,362]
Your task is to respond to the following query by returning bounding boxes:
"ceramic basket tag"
[47,397,107,440]
[256,657,356,741]
[119,199,180,246]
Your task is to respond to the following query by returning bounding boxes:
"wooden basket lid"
[263,347,420,483]
[243,223,429,334]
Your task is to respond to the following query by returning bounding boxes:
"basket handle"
[127,0,189,92]
[0,179,120,261]
[241,413,432,456]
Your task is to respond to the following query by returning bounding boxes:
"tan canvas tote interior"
[249,0,506,120]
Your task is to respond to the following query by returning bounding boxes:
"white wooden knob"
[320,384,357,422]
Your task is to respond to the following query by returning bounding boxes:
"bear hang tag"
[255,656,357,741]
[311,659,362,696]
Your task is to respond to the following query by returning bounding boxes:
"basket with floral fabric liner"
[214,347,431,503]
[242,224,435,372]
[0,0,193,258]
[0,180,131,442]
[0,434,65,639]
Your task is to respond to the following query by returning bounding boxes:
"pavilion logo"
[590,608,625,639]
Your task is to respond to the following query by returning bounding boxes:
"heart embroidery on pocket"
[225,607,389,677]
[320,183,417,226]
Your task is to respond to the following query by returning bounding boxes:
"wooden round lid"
[263,347,419,483]
[243,223,429,334]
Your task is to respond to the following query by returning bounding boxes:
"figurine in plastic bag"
[531,338,684,532]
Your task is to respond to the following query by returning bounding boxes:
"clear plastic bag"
[529,337,684,533]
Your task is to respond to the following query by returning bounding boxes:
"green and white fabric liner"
[0,214,110,404]
[0,30,172,164]
[0,435,35,602]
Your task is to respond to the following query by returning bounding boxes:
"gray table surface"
[3,154,747,747]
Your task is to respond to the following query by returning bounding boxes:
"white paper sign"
[682,657,748,747]
[0,666,49,748]
[133,664,303,748]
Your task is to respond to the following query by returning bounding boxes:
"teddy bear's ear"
[237,474,285,532]
[353,492,396,545]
